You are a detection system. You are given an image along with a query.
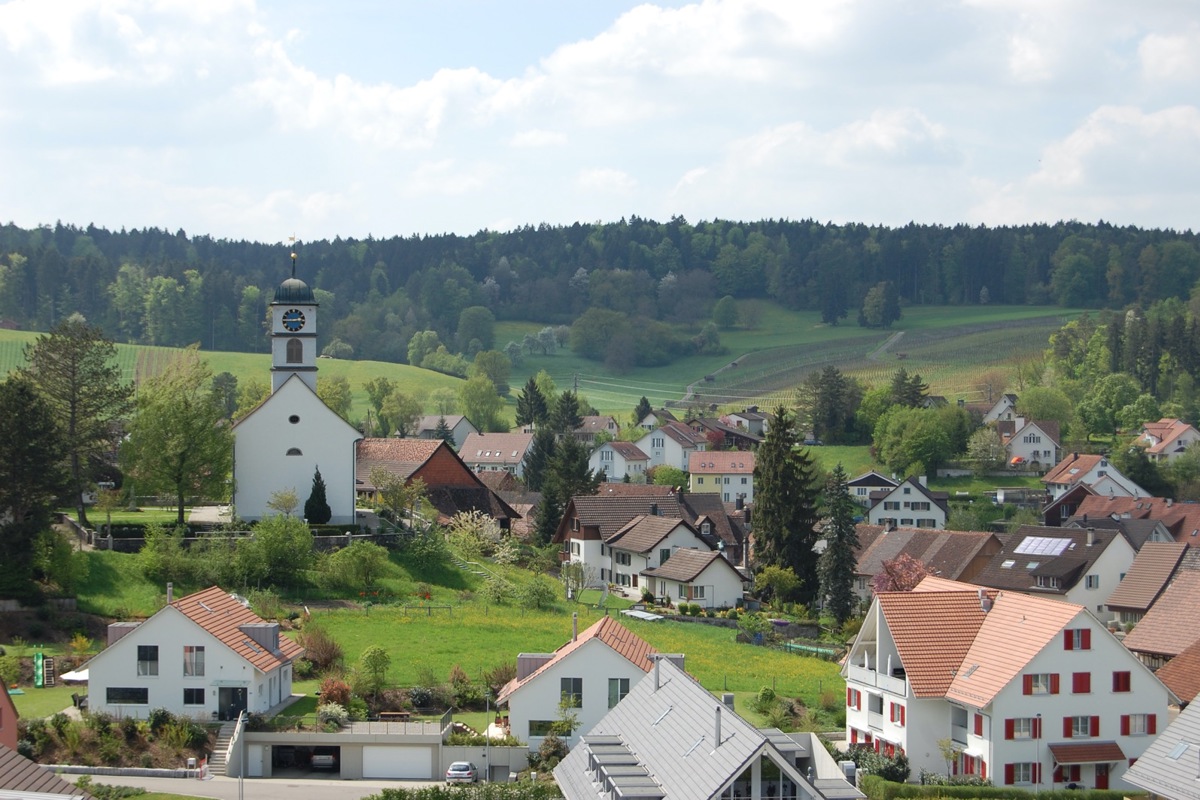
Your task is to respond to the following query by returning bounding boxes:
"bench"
[378,710,412,721]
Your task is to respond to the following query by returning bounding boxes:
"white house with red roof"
[866,476,949,529]
[588,441,649,482]
[1042,453,1147,501]
[687,450,755,503]
[641,547,748,609]
[635,421,707,471]
[85,586,305,720]
[843,577,1173,790]
[496,616,672,751]
[1005,420,1062,468]
[1136,418,1200,463]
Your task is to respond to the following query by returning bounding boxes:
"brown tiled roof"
[597,483,675,497]
[855,529,995,582]
[641,548,740,583]
[678,493,747,554]
[607,515,700,553]
[945,588,1084,707]
[688,451,755,474]
[1042,453,1104,487]
[570,495,683,540]
[851,524,888,561]
[660,421,707,447]
[172,586,304,673]
[475,470,522,493]
[356,438,444,485]
[971,526,1118,595]
[0,743,94,798]
[1031,419,1061,445]
[1072,494,1200,547]
[1139,418,1198,456]
[496,617,656,704]
[1105,542,1188,611]
[1154,638,1200,703]
[876,585,989,697]
[1047,741,1125,764]
[1123,571,1200,658]
[606,441,649,460]
[460,432,534,465]
[576,416,618,434]
[416,414,469,433]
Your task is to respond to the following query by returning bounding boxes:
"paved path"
[87,774,444,800]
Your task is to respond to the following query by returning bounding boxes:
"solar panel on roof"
[1014,536,1071,556]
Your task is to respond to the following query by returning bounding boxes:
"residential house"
[844,576,1174,788]
[1042,484,1096,527]
[1122,571,1200,670]
[0,682,16,750]
[496,616,663,751]
[848,471,900,508]
[1006,420,1062,468]
[636,408,678,432]
[86,585,304,720]
[642,548,748,609]
[588,441,650,483]
[984,393,1020,424]
[969,526,1138,622]
[1102,542,1190,626]
[356,438,520,528]
[573,415,619,445]
[726,406,771,436]
[414,414,478,450]
[687,415,762,450]
[1137,418,1200,464]
[635,421,707,472]
[0,742,96,799]
[1153,637,1200,709]
[604,515,713,590]
[850,527,1001,605]
[679,492,750,567]
[1042,454,1147,501]
[688,450,755,504]
[1125,693,1200,800]
[556,656,860,800]
[1066,494,1200,547]
[866,477,949,529]
[458,431,535,478]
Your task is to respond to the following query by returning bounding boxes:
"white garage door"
[363,745,434,780]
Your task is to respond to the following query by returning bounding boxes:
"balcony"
[951,724,969,745]
[846,664,908,696]
[868,711,884,731]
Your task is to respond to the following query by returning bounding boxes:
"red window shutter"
[900,705,905,726]
[851,728,858,744]
[1004,764,1014,785]
[975,713,983,736]
[1023,674,1033,695]
[1091,716,1100,737]
[1050,673,1060,694]
[1073,672,1090,693]
[889,702,894,722]
[1033,716,1042,739]
[1053,766,1064,783]
[981,761,987,781]
[1034,763,1041,784]
[1120,715,1130,735]
[1005,719,1015,740]
[847,688,853,707]
[1064,629,1074,650]
[856,691,862,711]
[1063,717,1073,738]
[1148,714,1157,734]
[1082,628,1091,649]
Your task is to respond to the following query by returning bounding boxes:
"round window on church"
[289,415,300,424]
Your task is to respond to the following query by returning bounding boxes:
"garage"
[363,745,435,779]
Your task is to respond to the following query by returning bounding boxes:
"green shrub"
[85,711,114,736]
[50,712,71,739]
[147,707,174,734]
[316,703,349,728]
[293,658,315,679]
[408,686,434,707]
[119,715,139,742]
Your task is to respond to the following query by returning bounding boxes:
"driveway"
[88,774,444,800]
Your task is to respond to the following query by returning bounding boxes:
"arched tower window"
[286,448,303,456]
[286,338,303,364]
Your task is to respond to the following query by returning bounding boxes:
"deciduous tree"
[381,390,424,438]
[317,375,353,421]
[458,375,504,432]
[871,553,931,593]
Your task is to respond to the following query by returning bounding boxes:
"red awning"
[1048,741,1125,764]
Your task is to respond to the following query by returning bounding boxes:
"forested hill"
[0,218,1197,364]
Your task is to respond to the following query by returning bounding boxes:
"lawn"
[9,685,77,718]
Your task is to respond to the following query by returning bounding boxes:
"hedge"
[860,775,1144,800]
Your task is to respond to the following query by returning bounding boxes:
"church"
[231,261,363,524]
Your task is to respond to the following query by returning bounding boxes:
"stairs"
[208,720,238,776]
[42,657,56,687]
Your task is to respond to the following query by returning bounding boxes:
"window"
[869,694,885,715]
[1053,765,1081,783]
[107,687,149,704]
[137,645,159,677]
[1005,717,1041,739]
[1072,672,1090,693]
[1085,575,1100,589]
[183,646,205,677]
[529,720,557,737]
[1005,763,1040,785]
[741,477,747,484]
[608,678,630,708]
[571,542,580,555]
[286,337,303,364]
[910,501,931,511]
[1036,575,1060,589]
[1112,671,1132,692]
[889,702,906,726]
[691,585,705,599]
[678,584,687,599]
[903,487,911,495]
[697,477,705,484]
[1121,714,1157,735]
[1022,673,1058,695]
[659,548,671,564]
[1064,629,1092,650]
[183,688,205,706]
[846,688,862,710]
[560,677,582,708]
[600,450,613,461]
[1066,715,1097,738]
[883,501,900,510]
[652,437,664,448]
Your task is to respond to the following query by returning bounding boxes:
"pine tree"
[515,377,549,428]
[818,464,861,627]
[304,466,332,524]
[753,406,822,605]
[550,390,583,434]
[633,396,652,426]
[535,437,600,545]
[434,415,455,445]
[523,428,557,492]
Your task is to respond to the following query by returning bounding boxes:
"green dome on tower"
[273,276,315,304]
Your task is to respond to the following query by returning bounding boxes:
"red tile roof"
[1122,571,1200,658]
[1073,494,1200,547]
[171,586,304,673]
[356,438,444,485]
[496,617,656,704]
[1105,542,1188,611]
[1047,741,1125,764]
[1153,638,1200,703]
[876,584,990,698]
[688,451,755,474]
[460,432,534,465]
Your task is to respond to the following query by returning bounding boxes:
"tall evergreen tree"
[818,464,861,626]
[523,428,557,492]
[809,366,861,444]
[515,377,549,428]
[633,396,653,426]
[550,390,584,434]
[889,367,928,408]
[304,467,332,524]
[753,406,822,605]
[434,415,455,445]
[23,316,134,527]
[535,437,600,545]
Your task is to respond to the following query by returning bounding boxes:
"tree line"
[1,219,1197,366]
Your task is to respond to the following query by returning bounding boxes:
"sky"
[1,0,1199,243]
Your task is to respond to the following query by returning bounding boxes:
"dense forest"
[0,218,1197,365]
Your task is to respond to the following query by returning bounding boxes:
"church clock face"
[282,308,307,332]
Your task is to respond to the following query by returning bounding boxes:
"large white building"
[232,266,362,523]
[843,576,1174,789]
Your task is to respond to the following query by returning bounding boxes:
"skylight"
[1167,740,1188,760]
[1001,560,1016,569]
[1026,561,1040,570]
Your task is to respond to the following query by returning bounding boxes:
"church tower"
[270,252,318,393]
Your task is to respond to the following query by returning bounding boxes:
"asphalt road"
[87,774,445,800]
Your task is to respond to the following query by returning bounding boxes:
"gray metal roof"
[1124,693,1200,799]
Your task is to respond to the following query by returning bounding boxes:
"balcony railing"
[951,724,969,745]
[846,664,908,696]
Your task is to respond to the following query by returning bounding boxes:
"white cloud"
[509,129,567,148]
[577,168,637,194]
[1139,30,1200,82]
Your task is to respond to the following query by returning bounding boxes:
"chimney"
[714,705,722,747]
[1086,528,1095,547]
[166,582,173,605]
[978,588,992,613]
[572,612,578,642]
[721,693,735,710]
[654,656,661,691]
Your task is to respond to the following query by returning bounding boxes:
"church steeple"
[270,247,318,393]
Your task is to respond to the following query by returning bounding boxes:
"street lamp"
[1034,713,1042,795]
